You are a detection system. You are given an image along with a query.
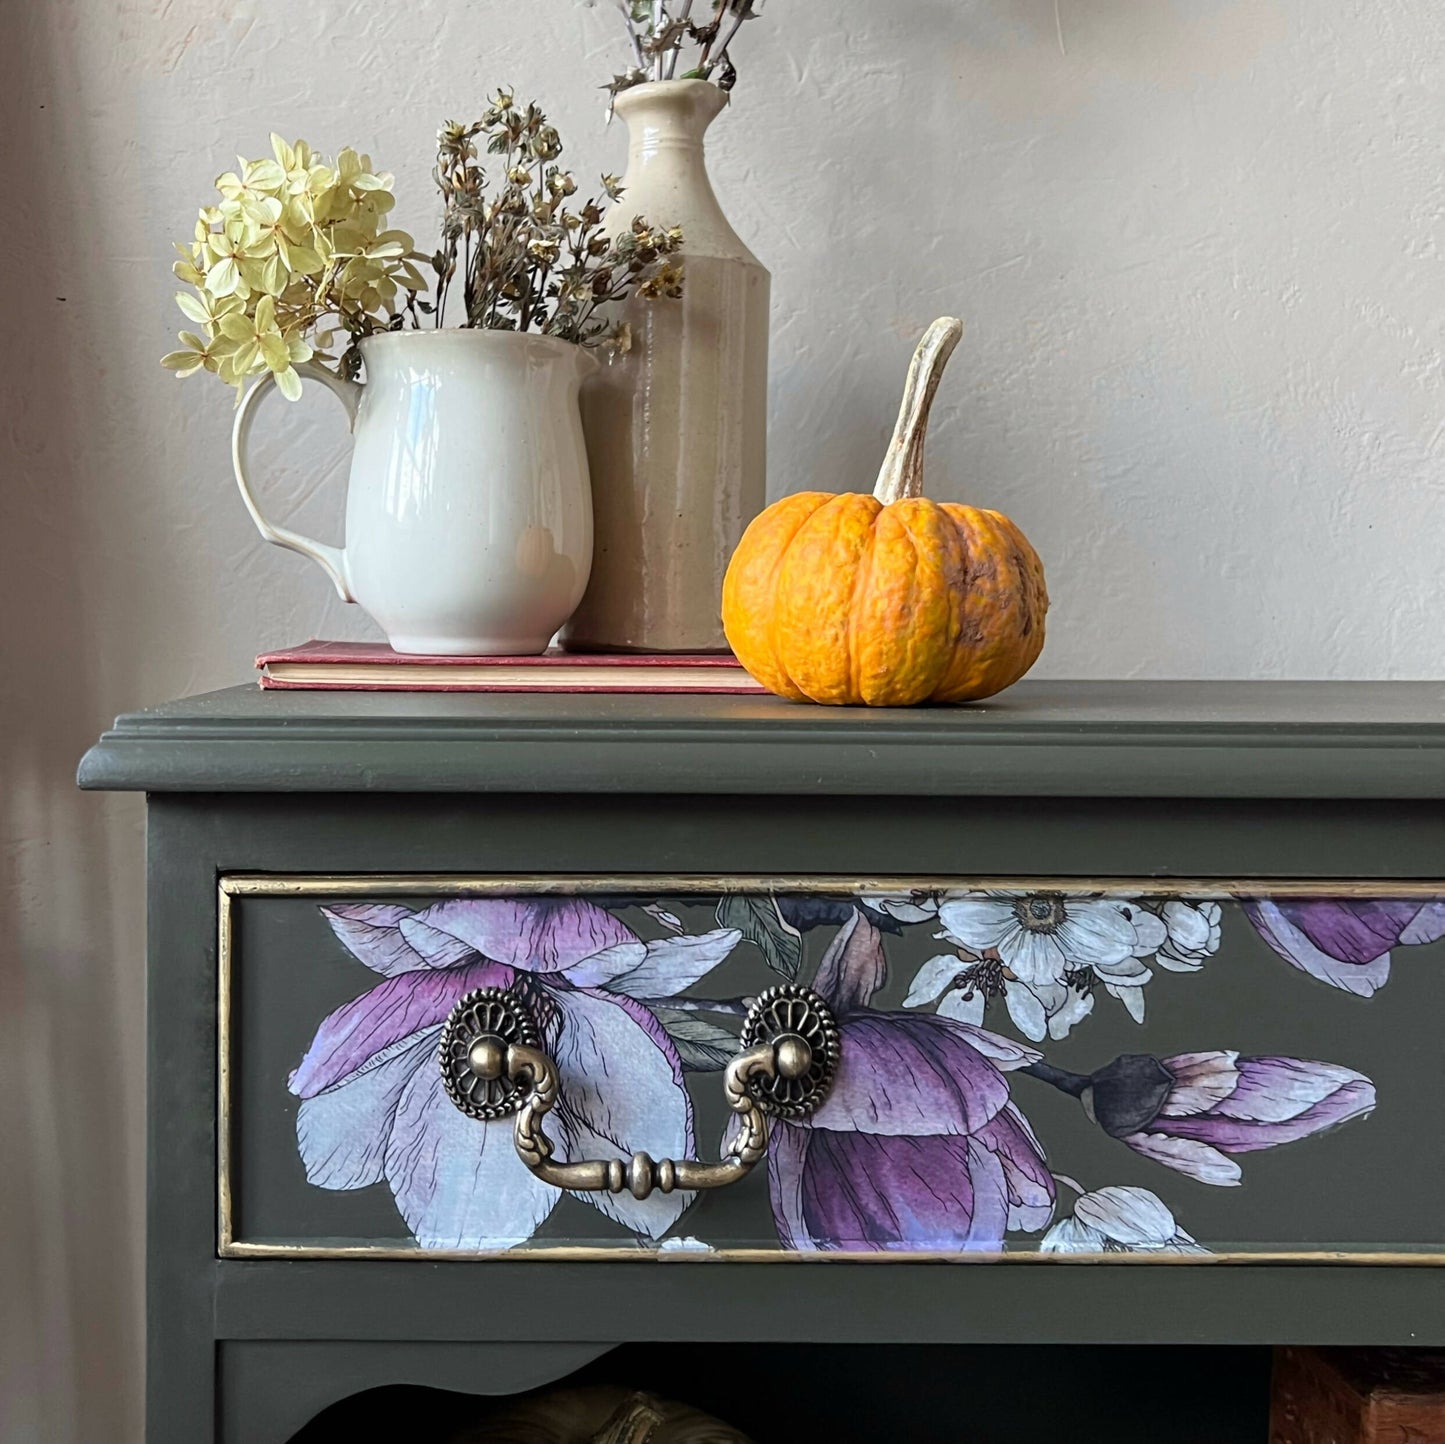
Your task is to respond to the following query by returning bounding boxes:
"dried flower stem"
[614,0,646,67]
[664,0,695,77]
[599,0,764,100]
[694,0,729,73]
[431,91,684,348]
[711,3,750,72]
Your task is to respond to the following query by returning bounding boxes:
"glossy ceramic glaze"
[232,330,596,655]
[561,80,769,654]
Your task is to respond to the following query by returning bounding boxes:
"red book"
[255,641,767,695]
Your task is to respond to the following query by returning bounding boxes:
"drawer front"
[221,875,1445,1262]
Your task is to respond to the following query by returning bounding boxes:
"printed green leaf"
[653,1009,740,1072]
[714,894,802,981]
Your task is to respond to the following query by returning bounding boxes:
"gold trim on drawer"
[220,875,1445,899]
[218,873,1445,1264]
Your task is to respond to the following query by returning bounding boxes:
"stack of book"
[256,641,766,696]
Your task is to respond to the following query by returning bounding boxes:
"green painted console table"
[79,681,1445,1442]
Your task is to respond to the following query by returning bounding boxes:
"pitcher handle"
[231,361,362,602]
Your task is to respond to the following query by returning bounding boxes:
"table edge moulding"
[76,679,1445,797]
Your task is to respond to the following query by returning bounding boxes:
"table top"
[76,679,1445,798]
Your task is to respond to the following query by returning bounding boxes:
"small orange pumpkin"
[722,317,1048,706]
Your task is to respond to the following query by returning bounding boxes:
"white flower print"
[1041,1185,1207,1255]
[938,892,1163,986]
[860,890,941,924]
[1156,900,1222,972]
[902,953,990,1025]
[926,892,1166,1040]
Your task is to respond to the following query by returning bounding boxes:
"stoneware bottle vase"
[231,329,596,655]
[560,79,769,653]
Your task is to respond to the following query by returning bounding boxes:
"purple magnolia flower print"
[760,909,1054,1252]
[279,884,1406,1260]
[1042,1185,1206,1255]
[1244,898,1445,997]
[1080,1050,1376,1187]
[289,897,740,1249]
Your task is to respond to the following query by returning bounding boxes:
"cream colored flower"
[161,330,227,378]
[216,157,285,207]
[164,136,424,400]
[173,251,206,288]
[270,134,325,197]
[216,294,312,399]
[174,287,242,330]
[205,221,271,298]
[247,204,324,284]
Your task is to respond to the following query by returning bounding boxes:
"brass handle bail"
[439,984,840,1200]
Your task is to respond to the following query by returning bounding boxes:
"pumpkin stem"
[872,316,964,505]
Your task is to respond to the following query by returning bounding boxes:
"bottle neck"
[608,81,751,260]
[614,78,727,150]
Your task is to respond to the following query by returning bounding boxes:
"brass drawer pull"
[440,985,839,1201]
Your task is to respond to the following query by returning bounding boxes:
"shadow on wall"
[1,11,146,1444]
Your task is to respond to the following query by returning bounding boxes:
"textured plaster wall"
[2,1,1442,1438]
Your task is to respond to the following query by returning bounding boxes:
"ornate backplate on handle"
[218,877,1445,1262]
[439,987,541,1121]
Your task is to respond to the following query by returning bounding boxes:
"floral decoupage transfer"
[281,887,1440,1255]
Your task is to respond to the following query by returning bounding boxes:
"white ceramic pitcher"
[232,329,596,655]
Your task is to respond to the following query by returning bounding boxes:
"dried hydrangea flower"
[163,133,425,400]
